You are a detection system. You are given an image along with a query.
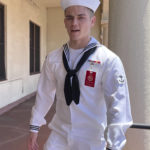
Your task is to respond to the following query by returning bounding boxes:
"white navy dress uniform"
[30,0,133,150]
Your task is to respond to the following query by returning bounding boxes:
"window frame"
[0,3,6,81]
[29,21,40,75]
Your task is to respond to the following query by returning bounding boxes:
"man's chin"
[69,36,81,42]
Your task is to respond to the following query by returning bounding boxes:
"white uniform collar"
[63,37,101,61]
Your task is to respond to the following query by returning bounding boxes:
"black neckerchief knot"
[68,70,76,77]
[63,46,97,106]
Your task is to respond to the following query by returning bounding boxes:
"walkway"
[0,96,55,150]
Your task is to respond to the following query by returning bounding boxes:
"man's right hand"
[28,132,39,150]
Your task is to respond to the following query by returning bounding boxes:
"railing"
[130,124,150,130]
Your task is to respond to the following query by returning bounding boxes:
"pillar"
[109,0,150,150]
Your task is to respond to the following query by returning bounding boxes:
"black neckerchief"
[63,45,97,106]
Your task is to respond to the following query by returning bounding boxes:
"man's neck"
[69,37,91,49]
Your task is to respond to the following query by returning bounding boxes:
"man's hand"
[28,132,39,150]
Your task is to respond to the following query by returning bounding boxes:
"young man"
[28,0,133,150]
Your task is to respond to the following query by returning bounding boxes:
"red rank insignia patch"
[85,71,96,87]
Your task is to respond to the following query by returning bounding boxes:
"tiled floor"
[0,96,55,150]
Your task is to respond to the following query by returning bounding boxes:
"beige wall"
[0,0,47,109]
[109,0,150,149]
[47,7,68,53]
[101,0,109,47]
[91,7,101,42]
[102,0,109,20]
[47,7,101,53]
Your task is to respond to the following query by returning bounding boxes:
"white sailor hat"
[60,0,101,13]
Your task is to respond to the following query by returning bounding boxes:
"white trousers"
[43,131,106,150]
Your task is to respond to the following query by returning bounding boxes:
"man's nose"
[72,18,78,25]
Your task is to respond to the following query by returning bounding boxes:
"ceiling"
[40,0,60,7]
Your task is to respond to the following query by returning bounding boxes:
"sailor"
[28,0,133,150]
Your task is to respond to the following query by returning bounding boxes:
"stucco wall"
[102,0,109,20]
[47,7,101,53]
[47,7,68,53]
[109,0,150,149]
[91,7,101,42]
[0,0,47,109]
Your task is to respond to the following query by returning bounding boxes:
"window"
[0,3,6,81]
[29,21,40,75]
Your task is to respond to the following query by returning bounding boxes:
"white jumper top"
[30,37,133,150]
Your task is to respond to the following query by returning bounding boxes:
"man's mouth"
[71,30,80,32]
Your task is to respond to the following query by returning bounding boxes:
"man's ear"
[91,16,96,27]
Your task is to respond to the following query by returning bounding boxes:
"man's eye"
[78,17,85,20]
[66,17,73,20]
